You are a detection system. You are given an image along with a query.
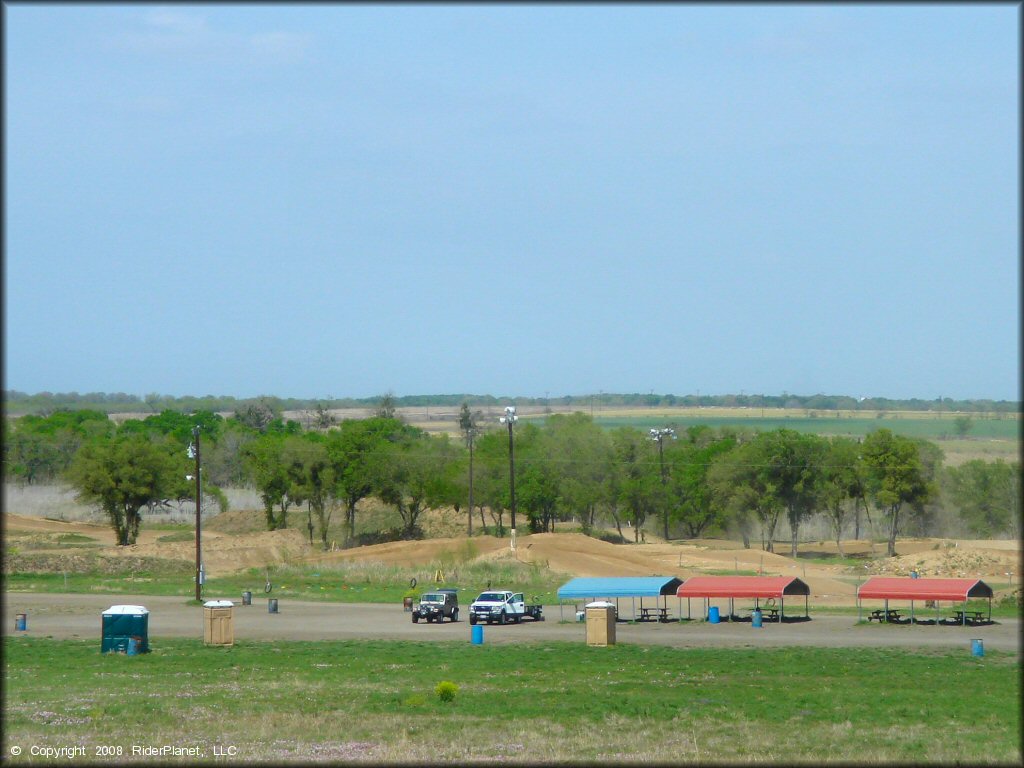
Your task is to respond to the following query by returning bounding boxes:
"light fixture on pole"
[649,427,676,540]
[499,406,518,550]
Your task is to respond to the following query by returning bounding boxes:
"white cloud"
[111,8,310,62]
[144,9,210,37]
[248,31,312,61]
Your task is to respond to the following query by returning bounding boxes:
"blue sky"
[4,4,1019,401]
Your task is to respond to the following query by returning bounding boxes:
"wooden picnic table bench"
[950,610,986,624]
[639,607,670,623]
[756,607,780,621]
[868,609,902,622]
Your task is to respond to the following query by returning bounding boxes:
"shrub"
[434,681,459,703]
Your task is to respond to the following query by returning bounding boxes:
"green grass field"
[2,559,570,606]
[3,637,1018,763]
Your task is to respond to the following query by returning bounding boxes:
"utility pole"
[500,406,518,550]
[467,428,475,537]
[190,426,203,602]
[649,427,676,541]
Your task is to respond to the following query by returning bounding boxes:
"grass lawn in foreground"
[4,637,1019,764]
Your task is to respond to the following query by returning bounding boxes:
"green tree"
[707,434,784,552]
[819,437,866,556]
[862,428,938,557]
[65,433,183,545]
[373,430,458,539]
[945,459,1021,537]
[4,429,62,485]
[326,417,407,542]
[543,413,609,532]
[610,427,661,542]
[244,434,295,530]
[953,415,974,438]
[668,433,737,538]
[760,430,827,558]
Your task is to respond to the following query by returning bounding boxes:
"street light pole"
[190,426,203,602]
[649,427,676,541]
[500,406,518,550]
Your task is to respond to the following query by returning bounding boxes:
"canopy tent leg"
[857,598,861,623]
[987,598,991,622]
[962,602,966,626]
[804,595,808,618]
[936,600,940,626]
[780,597,784,621]
[910,600,915,624]
[884,599,889,622]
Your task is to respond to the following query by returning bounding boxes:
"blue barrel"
[752,609,763,628]
[471,624,483,645]
[971,638,984,657]
[15,613,26,631]
[126,637,140,656]
[268,598,278,614]
[708,606,720,624]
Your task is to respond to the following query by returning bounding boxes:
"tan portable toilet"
[585,601,616,646]
[203,600,235,646]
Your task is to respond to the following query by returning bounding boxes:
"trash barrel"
[15,613,26,631]
[585,601,616,647]
[203,600,235,646]
[708,606,720,624]
[126,637,141,656]
[268,598,279,614]
[242,591,252,606]
[101,605,149,653]
[971,638,984,657]
[752,609,763,628]
[471,624,483,645]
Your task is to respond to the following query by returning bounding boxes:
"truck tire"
[499,612,507,625]
[412,615,419,623]
[436,614,443,624]
[469,614,477,625]
[452,609,459,622]
[514,615,521,624]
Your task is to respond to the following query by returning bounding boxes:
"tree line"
[4,389,1019,416]
[3,402,1020,551]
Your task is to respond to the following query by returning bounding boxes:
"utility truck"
[468,590,544,625]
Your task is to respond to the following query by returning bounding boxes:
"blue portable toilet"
[101,605,150,653]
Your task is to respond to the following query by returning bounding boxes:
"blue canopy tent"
[556,577,684,621]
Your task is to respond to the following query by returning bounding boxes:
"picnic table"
[753,607,780,622]
[868,609,902,623]
[639,607,670,623]
[950,610,986,624]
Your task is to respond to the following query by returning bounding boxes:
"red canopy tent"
[675,576,811,621]
[856,577,993,625]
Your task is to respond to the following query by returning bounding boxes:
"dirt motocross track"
[4,511,1020,600]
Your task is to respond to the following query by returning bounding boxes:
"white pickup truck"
[468,590,544,625]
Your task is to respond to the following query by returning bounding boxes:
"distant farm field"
[587,412,1021,440]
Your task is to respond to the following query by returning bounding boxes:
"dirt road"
[5,593,1019,654]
